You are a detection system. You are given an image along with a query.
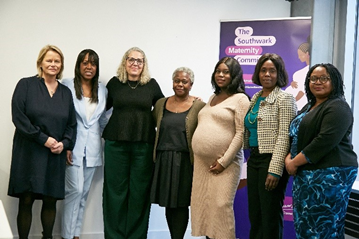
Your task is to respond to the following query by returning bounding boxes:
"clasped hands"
[44,137,64,154]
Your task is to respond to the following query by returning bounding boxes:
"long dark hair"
[211,57,246,95]
[74,49,100,103]
[305,63,345,104]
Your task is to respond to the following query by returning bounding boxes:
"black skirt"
[150,150,193,208]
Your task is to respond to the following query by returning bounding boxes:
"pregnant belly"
[191,126,233,159]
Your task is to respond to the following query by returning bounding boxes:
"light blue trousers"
[61,159,97,239]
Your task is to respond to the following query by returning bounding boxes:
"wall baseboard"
[14,230,202,239]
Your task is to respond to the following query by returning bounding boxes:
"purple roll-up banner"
[219,18,311,239]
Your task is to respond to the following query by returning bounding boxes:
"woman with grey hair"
[102,47,164,238]
[150,67,205,239]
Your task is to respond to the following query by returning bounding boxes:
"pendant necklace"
[128,80,140,89]
[174,96,189,113]
[45,80,58,97]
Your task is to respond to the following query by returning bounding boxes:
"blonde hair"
[36,45,64,79]
[116,47,151,85]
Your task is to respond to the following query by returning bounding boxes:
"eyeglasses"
[173,79,190,85]
[309,75,330,84]
[126,57,144,66]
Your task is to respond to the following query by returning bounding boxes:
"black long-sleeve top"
[102,77,164,143]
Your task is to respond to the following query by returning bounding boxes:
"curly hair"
[211,57,246,95]
[116,47,151,85]
[304,63,345,104]
[252,53,288,88]
[74,49,100,103]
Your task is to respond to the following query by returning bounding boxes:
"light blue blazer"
[62,78,108,167]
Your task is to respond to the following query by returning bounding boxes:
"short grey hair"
[172,67,195,83]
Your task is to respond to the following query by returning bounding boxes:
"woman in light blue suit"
[61,49,108,239]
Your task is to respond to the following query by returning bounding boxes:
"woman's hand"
[192,95,203,101]
[285,153,298,176]
[265,174,279,191]
[290,80,298,89]
[44,137,58,148]
[66,150,73,165]
[209,161,225,175]
[51,142,64,154]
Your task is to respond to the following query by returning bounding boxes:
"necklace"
[174,96,190,113]
[128,80,140,89]
[45,80,58,97]
[247,112,257,124]
[247,96,264,124]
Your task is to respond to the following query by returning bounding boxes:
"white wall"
[0,0,290,238]
[343,0,359,185]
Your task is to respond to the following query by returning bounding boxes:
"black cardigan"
[297,98,358,171]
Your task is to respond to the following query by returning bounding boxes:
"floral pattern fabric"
[292,166,357,239]
[289,105,358,238]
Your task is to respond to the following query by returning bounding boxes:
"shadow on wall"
[0,168,17,238]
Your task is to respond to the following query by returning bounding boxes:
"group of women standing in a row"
[8,44,358,239]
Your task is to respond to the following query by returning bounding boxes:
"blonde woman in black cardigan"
[150,67,205,239]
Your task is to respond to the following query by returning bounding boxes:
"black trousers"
[247,147,289,239]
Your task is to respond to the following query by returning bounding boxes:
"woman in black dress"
[8,45,77,239]
[150,67,205,239]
